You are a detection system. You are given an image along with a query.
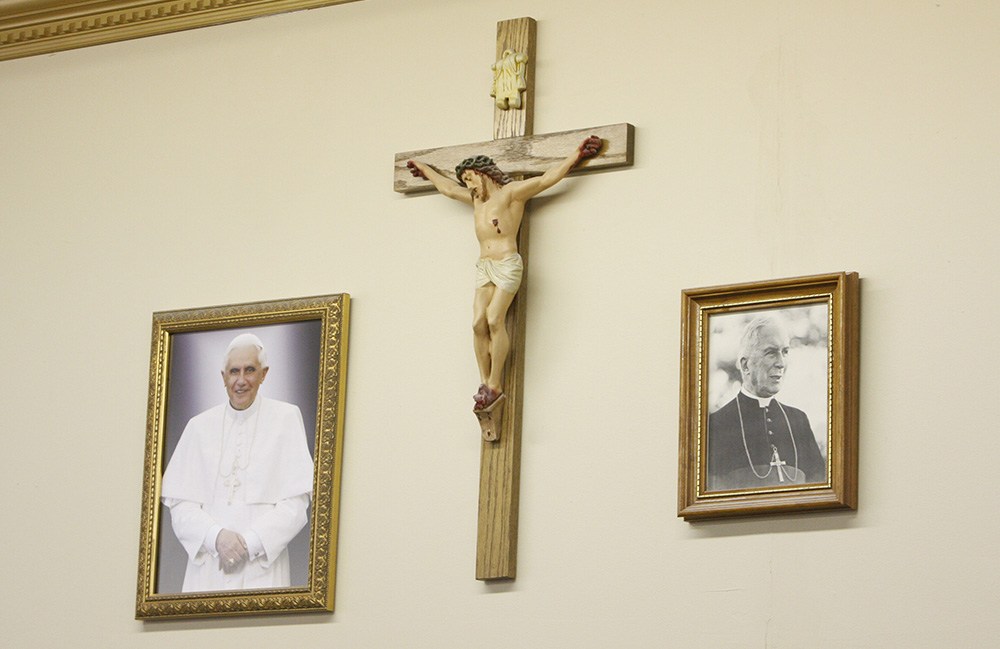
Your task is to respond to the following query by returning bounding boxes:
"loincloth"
[475,253,523,294]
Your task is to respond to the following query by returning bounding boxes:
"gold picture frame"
[136,293,349,619]
[678,272,859,521]
[1,0,362,62]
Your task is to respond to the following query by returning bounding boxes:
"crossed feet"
[473,384,504,411]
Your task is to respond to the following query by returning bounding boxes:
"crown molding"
[0,0,360,61]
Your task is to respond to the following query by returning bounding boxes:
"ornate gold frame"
[678,272,859,520]
[0,0,361,62]
[136,293,349,619]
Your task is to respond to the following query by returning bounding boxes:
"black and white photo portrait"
[704,304,829,492]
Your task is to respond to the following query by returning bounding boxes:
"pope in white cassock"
[161,333,315,593]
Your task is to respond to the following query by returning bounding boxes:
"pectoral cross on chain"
[224,465,241,505]
[393,17,634,581]
[770,445,787,483]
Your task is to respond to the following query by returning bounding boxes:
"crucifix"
[769,446,787,483]
[224,472,240,505]
[394,17,635,581]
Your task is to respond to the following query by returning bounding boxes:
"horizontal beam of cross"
[394,123,634,194]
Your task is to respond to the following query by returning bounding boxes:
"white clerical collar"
[741,388,774,408]
[226,395,262,422]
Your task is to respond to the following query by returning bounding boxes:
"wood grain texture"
[394,123,634,194]
[475,206,528,580]
[474,16,534,581]
[493,16,535,140]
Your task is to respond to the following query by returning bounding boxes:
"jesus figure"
[407,136,601,413]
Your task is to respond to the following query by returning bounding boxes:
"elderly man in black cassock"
[707,316,827,492]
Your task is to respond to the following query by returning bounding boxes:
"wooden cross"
[394,17,634,581]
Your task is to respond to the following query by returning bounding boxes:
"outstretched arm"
[407,160,473,205]
[508,136,602,201]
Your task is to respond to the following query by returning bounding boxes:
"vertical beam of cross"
[474,16,536,581]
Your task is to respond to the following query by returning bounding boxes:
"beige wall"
[2,1,998,646]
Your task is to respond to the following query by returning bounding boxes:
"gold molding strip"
[0,0,361,61]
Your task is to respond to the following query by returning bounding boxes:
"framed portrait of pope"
[136,294,349,619]
[677,273,858,521]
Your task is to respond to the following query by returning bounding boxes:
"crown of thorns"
[455,155,509,187]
